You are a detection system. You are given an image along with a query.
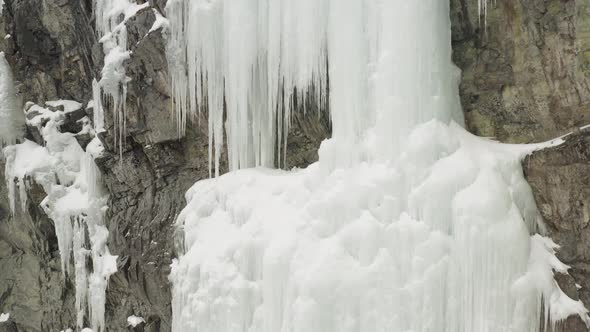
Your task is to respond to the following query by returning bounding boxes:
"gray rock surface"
[0,1,97,328]
[1,0,97,104]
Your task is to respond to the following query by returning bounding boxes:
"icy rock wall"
[3,102,116,332]
[451,0,590,329]
[169,1,589,332]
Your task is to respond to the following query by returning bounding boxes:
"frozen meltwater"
[166,0,590,332]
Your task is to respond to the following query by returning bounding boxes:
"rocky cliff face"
[0,0,588,331]
[0,1,94,331]
[451,0,590,143]
[451,0,590,330]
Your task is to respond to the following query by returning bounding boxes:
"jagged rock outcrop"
[451,0,590,143]
[524,129,590,332]
[1,0,97,103]
[0,0,95,331]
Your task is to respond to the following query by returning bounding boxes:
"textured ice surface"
[169,0,589,331]
[0,52,23,147]
[166,0,330,174]
[94,0,147,156]
[3,103,115,332]
[172,123,587,332]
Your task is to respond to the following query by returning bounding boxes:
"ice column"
[0,52,23,147]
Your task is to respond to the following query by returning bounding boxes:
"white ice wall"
[168,0,589,331]
[0,53,23,147]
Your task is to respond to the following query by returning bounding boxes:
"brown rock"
[451,0,590,143]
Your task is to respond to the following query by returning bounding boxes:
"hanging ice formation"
[3,102,116,332]
[94,0,148,157]
[167,1,590,332]
[478,0,496,26]
[0,52,23,147]
[166,0,329,175]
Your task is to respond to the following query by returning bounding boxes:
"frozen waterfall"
[166,0,589,332]
[0,52,23,147]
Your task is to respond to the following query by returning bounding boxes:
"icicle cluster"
[169,1,589,332]
[3,103,116,332]
[92,79,105,133]
[478,0,496,27]
[166,0,329,174]
[94,0,148,157]
[0,52,23,147]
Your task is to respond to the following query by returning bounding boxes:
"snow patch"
[127,315,145,327]
[149,9,169,33]
[45,100,83,113]
[0,313,9,322]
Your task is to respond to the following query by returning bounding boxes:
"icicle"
[88,223,117,332]
[478,0,495,28]
[165,0,328,173]
[0,52,23,147]
[92,79,105,133]
[7,175,15,213]
[100,46,130,158]
[83,139,112,332]
[73,217,89,330]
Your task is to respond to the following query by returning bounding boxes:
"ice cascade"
[166,0,329,174]
[169,1,589,332]
[0,52,23,147]
[3,103,116,332]
[94,0,148,156]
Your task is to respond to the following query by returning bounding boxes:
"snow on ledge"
[127,315,145,327]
